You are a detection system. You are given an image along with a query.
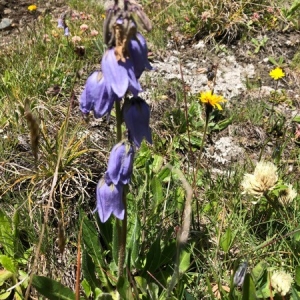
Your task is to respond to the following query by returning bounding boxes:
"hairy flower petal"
[96,179,124,223]
[271,270,293,296]
[102,49,129,97]
[80,71,117,118]
[106,141,135,185]
[241,161,278,197]
[129,33,153,78]
[123,97,152,147]
[102,49,142,97]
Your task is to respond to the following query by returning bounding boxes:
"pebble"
[0,18,12,30]
[3,8,11,14]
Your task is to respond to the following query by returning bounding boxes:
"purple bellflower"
[123,96,152,147]
[128,33,153,79]
[101,48,142,98]
[106,141,135,185]
[57,17,70,36]
[57,18,64,29]
[96,178,124,223]
[64,27,70,36]
[80,71,118,118]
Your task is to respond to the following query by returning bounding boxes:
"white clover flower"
[271,270,293,296]
[278,184,297,206]
[241,161,278,197]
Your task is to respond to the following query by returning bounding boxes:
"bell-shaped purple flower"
[128,33,153,79]
[106,141,135,185]
[57,18,64,29]
[101,48,142,98]
[80,71,118,118]
[96,179,124,223]
[123,97,152,148]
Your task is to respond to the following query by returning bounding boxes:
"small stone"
[193,40,205,49]
[285,40,292,46]
[0,18,12,30]
[3,8,11,14]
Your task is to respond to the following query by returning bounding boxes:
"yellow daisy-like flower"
[269,67,285,80]
[199,90,226,110]
[28,4,37,12]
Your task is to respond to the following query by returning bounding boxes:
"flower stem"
[115,100,127,278]
[115,101,122,142]
[196,104,211,169]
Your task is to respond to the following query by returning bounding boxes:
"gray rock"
[0,18,12,30]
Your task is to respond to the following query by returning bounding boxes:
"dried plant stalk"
[24,99,39,164]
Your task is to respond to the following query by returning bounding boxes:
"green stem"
[115,100,127,279]
[195,104,211,171]
[118,187,128,278]
[115,101,122,142]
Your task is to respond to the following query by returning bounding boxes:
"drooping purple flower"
[106,141,135,185]
[80,71,118,118]
[101,48,142,98]
[57,18,64,29]
[128,33,153,79]
[123,97,152,147]
[96,179,124,223]
[64,27,70,36]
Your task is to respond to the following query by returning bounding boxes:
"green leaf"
[82,217,108,286]
[255,272,271,299]
[293,115,300,123]
[296,266,300,286]
[134,276,147,295]
[252,261,267,283]
[82,250,101,296]
[0,290,11,299]
[0,255,16,274]
[292,228,300,242]
[152,155,164,173]
[242,274,256,300]
[117,276,134,300]
[215,116,233,131]
[157,167,171,182]
[143,236,161,274]
[32,275,75,300]
[0,210,13,256]
[112,220,119,266]
[220,228,233,253]
[128,216,141,268]
[179,250,190,273]
[148,282,159,299]
[291,286,300,300]
[81,279,91,297]
[0,270,13,286]
[151,177,164,209]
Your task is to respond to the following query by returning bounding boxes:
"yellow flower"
[199,90,226,110]
[241,161,278,197]
[28,4,37,12]
[269,67,285,80]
